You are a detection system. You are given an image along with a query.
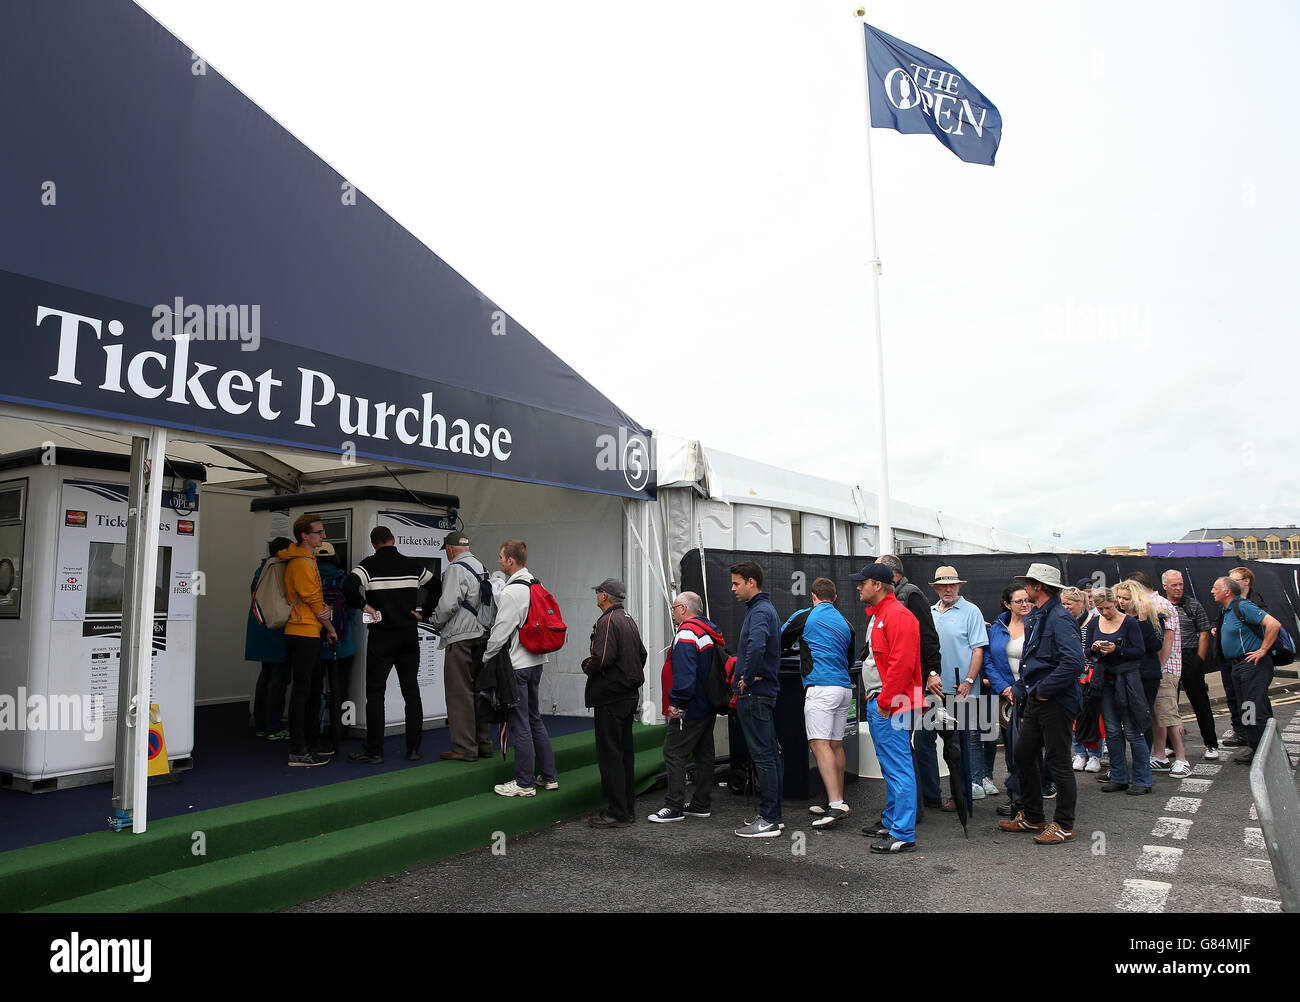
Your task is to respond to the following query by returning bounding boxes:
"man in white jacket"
[486,539,558,797]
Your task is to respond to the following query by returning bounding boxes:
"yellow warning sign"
[147,703,170,777]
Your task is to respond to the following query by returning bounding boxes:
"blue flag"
[864,24,1001,166]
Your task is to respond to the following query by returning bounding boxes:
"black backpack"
[703,641,736,716]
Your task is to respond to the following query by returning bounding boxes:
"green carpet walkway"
[0,724,665,912]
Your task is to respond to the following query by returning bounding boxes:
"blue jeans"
[507,665,556,788]
[736,694,782,823]
[1101,684,1152,786]
[868,699,916,842]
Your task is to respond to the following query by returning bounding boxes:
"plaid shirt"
[1149,592,1182,677]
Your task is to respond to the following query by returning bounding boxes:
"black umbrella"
[926,697,969,837]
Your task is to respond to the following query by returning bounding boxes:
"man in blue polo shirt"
[927,566,990,805]
[781,577,855,828]
[1211,575,1282,764]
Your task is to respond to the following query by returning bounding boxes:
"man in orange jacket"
[280,512,338,767]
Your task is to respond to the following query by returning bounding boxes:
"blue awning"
[0,0,654,499]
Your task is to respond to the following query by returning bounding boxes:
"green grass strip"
[3,723,664,912]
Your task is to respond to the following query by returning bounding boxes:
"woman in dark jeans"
[1115,581,1169,760]
[1085,587,1152,794]
[248,537,292,739]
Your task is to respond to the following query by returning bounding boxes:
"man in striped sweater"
[343,525,436,764]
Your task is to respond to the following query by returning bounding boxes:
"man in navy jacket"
[729,560,783,838]
[648,591,723,824]
[998,563,1083,845]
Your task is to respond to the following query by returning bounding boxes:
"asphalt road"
[290,694,1300,913]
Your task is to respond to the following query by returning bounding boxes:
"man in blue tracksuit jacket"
[729,560,783,837]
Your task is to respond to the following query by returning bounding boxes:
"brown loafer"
[587,812,632,829]
[997,812,1047,833]
[439,750,477,762]
[940,798,957,812]
[1033,821,1075,844]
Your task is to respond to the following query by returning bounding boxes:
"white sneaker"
[534,775,559,791]
[1170,760,1192,778]
[1204,747,1220,761]
[981,777,999,795]
[493,780,536,797]
[1071,754,1086,772]
[971,782,986,800]
[1085,756,1102,773]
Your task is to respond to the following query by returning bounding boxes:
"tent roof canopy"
[1,1,652,500]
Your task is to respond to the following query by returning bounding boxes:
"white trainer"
[1170,760,1192,778]
[1203,747,1220,761]
[1071,754,1086,772]
[493,780,536,797]
[1084,756,1102,773]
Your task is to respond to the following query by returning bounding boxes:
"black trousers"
[1014,698,1077,830]
[323,651,355,751]
[1141,674,1161,752]
[1178,651,1217,749]
[593,696,638,821]
[1230,654,1275,751]
[364,629,423,756]
[662,714,715,811]
[285,634,323,756]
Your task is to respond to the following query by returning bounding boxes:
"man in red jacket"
[852,563,924,853]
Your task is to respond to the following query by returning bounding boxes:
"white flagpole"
[855,9,893,558]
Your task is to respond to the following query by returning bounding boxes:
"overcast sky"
[137,0,1300,550]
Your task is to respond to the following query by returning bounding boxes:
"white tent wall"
[652,436,1050,570]
[195,469,629,719]
[196,487,267,707]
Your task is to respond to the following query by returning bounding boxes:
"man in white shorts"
[780,577,856,827]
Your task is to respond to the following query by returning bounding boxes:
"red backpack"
[510,578,567,654]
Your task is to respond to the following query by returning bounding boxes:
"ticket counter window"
[85,541,172,616]
[0,480,25,618]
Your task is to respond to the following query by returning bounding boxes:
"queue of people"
[248,532,1284,848]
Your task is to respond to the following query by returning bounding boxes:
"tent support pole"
[109,427,167,833]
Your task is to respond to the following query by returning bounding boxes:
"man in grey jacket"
[486,539,558,798]
[431,530,492,762]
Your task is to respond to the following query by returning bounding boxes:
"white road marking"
[1179,778,1213,794]
[1191,763,1221,776]
[1249,804,1258,820]
[1245,827,1265,850]
[1241,896,1281,913]
[1119,879,1171,913]
[1151,817,1192,840]
[1165,796,1201,814]
[1240,858,1275,886]
[1137,845,1184,875]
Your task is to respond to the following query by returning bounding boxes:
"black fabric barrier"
[681,549,1300,651]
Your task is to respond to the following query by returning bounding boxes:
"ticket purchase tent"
[0,0,655,838]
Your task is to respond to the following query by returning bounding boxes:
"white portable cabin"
[0,448,204,791]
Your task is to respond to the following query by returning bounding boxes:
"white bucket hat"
[1015,562,1066,590]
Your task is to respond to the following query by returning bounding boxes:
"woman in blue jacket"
[248,538,292,738]
[985,584,1032,815]
[1085,587,1152,794]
